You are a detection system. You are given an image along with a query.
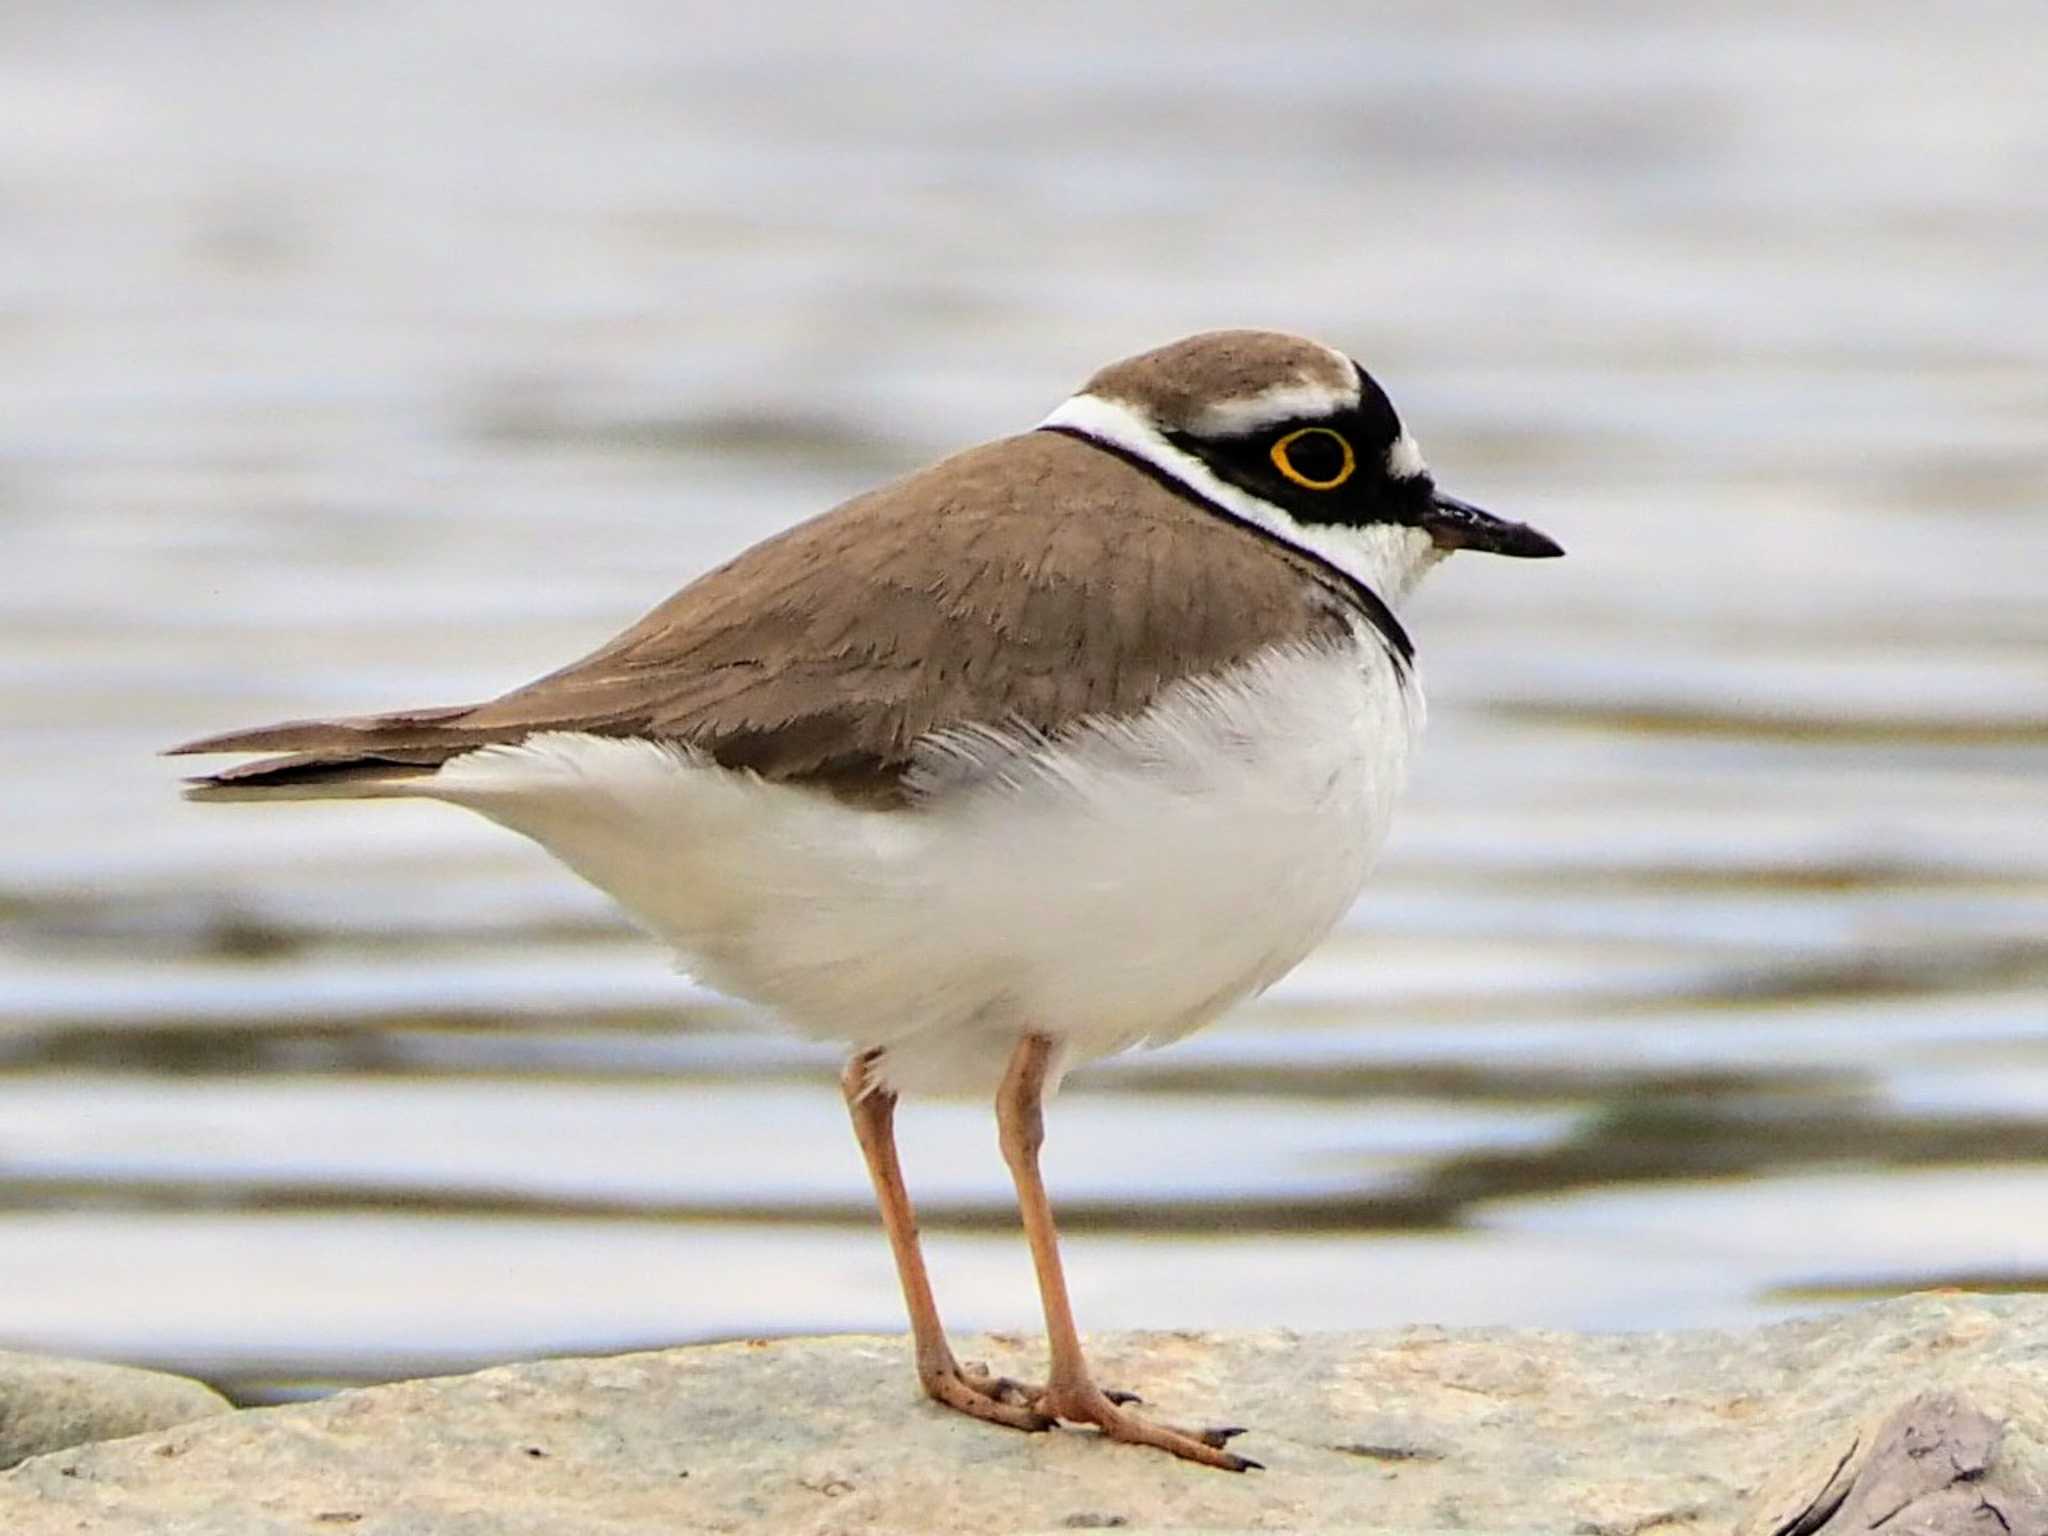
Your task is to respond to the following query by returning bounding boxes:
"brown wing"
[170,430,1358,802]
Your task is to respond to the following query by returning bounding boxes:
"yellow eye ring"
[1270,426,1356,490]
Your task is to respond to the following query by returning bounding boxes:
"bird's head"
[1042,329,1562,605]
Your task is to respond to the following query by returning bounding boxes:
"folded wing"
[169,431,1356,805]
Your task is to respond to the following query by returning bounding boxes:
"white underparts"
[1039,392,1446,607]
[399,630,1421,1096]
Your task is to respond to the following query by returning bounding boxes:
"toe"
[1036,1385,1258,1471]
[959,1363,1046,1409]
[923,1368,1054,1432]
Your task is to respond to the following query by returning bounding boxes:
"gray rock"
[2,1294,2044,1534]
[1738,1385,2048,1536]
[0,1351,232,1471]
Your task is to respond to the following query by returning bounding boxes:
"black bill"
[1423,492,1564,558]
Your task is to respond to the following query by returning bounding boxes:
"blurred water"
[2,0,2046,1402]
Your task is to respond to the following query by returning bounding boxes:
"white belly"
[415,630,1420,1095]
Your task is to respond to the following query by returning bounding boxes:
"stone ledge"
[0,1351,230,1472]
[1,1294,2043,1534]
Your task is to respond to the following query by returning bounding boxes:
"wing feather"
[170,431,1357,803]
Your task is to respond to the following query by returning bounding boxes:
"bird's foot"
[920,1359,1054,1432]
[1030,1381,1261,1472]
[922,1357,1250,1468]
[960,1362,1140,1411]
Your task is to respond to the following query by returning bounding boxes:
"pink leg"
[994,1034,1259,1471]
[841,1052,1050,1432]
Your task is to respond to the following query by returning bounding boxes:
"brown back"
[171,430,1359,802]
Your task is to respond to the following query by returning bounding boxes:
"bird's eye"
[1269,426,1356,490]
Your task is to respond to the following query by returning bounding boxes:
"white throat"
[1040,392,1446,606]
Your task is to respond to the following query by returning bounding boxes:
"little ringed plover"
[170,329,1563,1472]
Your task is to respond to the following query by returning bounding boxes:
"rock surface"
[0,1351,231,1472]
[1,1294,2042,1534]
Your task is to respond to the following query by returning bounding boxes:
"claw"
[1104,1389,1143,1406]
[1032,1384,1257,1472]
[1232,1455,1265,1472]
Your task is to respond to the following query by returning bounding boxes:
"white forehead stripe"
[1185,372,1363,438]
[1385,432,1427,480]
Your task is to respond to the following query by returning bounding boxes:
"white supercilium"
[1385,431,1427,480]
[1182,341,1360,436]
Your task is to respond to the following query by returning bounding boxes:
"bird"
[168,329,1562,1472]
